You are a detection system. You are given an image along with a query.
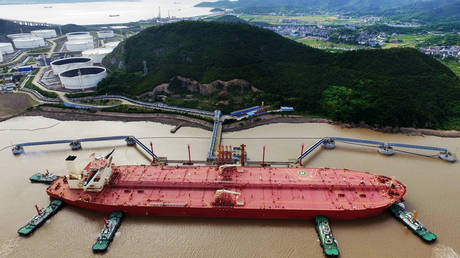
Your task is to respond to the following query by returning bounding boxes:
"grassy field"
[239,14,362,25]
[383,34,432,49]
[296,37,365,50]
[442,60,460,78]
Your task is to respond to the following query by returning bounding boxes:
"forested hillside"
[101,21,460,129]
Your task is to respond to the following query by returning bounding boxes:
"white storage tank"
[31,29,57,39]
[7,33,31,39]
[13,37,46,49]
[60,66,107,90]
[51,57,93,75]
[66,32,92,41]
[104,41,121,48]
[97,30,114,38]
[82,48,113,63]
[65,40,94,51]
[0,43,14,54]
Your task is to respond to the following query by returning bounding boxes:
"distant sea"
[0,0,137,4]
[0,0,214,25]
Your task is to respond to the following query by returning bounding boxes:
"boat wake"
[0,238,19,258]
[432,245,459,258]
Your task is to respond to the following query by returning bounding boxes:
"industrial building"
[0,43,14,54]
[12,37,46,49]
[65,40,94,51]
[81,48,113,63]
[66,32,92,41]
[97,30,114,38]
[59,66,106,90]
[50,57,93,75]
[31,29,57,39]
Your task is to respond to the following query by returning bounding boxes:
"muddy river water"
[0,116,458,258]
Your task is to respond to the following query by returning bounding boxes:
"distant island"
[99,21,460,130]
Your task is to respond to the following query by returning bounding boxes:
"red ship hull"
[47,165,406,220]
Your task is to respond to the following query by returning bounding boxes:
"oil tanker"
[47,153,406,220]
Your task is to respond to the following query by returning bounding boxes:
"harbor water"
[0,116,459,257]
[0,0,213,25]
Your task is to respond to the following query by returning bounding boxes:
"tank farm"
[12,108,456,255]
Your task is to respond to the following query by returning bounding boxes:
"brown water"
[0,116,459,258]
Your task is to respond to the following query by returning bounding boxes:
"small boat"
[315,216,339,257]
[12,145,24,155]
[18,200,63,236]
[29,171,58,184]
[108,14,120,17]
[92,211,123,252]
[389,202,437,242]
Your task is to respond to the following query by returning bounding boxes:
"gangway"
[298,137,456,163]
[12,136,158,161]
[207,110,222,162]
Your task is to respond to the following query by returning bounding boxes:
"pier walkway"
[207,110,222,162]
[298,137,456,163]
[12,136,158,161]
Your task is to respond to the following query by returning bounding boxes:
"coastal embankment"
[20,106,460,138]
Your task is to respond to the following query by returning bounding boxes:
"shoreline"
[10,107,460,138]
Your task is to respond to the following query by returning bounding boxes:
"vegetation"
[238,14,361,25]
[101,104,214,122]
[442,59,460,78]
[78,99,122,106]
[296,37,365,50]
[380,0,460,24]
[417,33,460,47]
[24,76,58,98]
[195,0,422,14]
[101,21,460,129]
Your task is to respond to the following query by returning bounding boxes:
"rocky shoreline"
[13,107,460,138]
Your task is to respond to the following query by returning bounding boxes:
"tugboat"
[389,202,437,242]
[18,200,63,236]
[92,211,123,252]
[315,216,339,257]
[29,170,58,184]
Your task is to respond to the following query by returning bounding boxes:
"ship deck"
[48,166,406,217]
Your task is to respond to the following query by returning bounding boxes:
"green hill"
[196,0,423,13]
[101,21,460,129]
[380,0,460,24]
